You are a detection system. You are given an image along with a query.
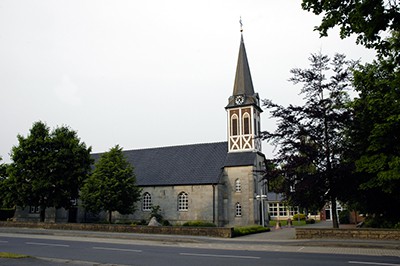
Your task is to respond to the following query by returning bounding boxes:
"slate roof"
[91,142,263,187]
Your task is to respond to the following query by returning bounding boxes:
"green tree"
[0,157,9,208]
[346,48,400,225]
[262,53,355,228]
[301,0,400,56]
[80,145,141,223]
[6,121,92,222]
[301,1,400,226]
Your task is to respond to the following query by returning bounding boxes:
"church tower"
[226,33,262,153]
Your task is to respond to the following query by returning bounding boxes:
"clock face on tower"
[235,95,244,105]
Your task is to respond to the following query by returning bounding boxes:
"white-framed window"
[142,192,152,211]
[279,204,286,217]
[178,192,188,211]
[269,203,278,217]
[235,178,241,192]
[235,202,242,217]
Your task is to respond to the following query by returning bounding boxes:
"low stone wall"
[0,221,233,238]
[296,228,400,240]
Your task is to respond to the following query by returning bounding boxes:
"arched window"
[231,114,239,136]
[142,192,152,211]
[235,179,241,192]
[178,192,188,211]
[235,202,242,217]
[243,112,251,134]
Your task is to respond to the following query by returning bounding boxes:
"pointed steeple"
[232,34,254,97]
[226,33,261,109]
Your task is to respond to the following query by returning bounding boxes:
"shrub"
[233,225,270,237]
[339,210,350,224]
[292,213,306,221]
[0,208,15,221]
[182,221,216,227]
[150,205,163,223]
[363,216,397,228]
[305,218,315,224]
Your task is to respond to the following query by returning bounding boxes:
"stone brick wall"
[296,228,400,240]
[0,221,234,238]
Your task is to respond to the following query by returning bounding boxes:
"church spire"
[226,26,260,109]
[232,34,255,97]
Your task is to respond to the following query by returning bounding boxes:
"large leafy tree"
[80,145,141,223]
[262,53,355,228]
[301,0,400,56]
[346,39,400,225]
[0,157,10,208]
[302,0,400,226]
[7,121,92,222]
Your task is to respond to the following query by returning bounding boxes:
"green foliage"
[182,221,216,227]
[339,210,350,224]
[363,216,399,229]
[233,225,270,237]
[5,121,92,222]
[0,157,10,208]
[262,53,355,228]
[0,208,15,221]
[301,0,400,55]
[346,47,400,223]
[150,205,163,223]
[292,213,306,221]
[80,145,142,223]
[305,218,316,224]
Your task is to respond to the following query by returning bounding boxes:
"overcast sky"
[0,0,376,163]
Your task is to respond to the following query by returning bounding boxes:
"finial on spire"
[239,16,243,32]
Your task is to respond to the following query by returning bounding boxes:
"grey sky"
[0,0,375,163]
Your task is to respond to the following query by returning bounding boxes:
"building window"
[235,179,241,192]
[235,202,242,217]
[142,192,152,211]
[231,115,239,136]
[29,206,40,214]
[243,113,251,134]
[279,204,286,217]
[178,192,188,211]
[269,203,278,217]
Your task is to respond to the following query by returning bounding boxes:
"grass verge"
[0,252,30,259]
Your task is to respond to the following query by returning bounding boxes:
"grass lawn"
[0,252,30,259]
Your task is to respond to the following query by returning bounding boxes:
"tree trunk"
[40,208,45,223]
[331,196,339,228]
[108,210,112,223]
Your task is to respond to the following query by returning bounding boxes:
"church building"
[15,32,269,227]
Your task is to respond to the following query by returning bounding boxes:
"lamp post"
[256,193,267,227]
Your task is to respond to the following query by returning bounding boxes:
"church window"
[243,113,250,134]
[231,115,239,136]
[235,202,242,217]
[235,179,241,192]
[178,192,188,211]
[142,192,152,211]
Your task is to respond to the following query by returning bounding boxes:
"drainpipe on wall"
[212,184,216,224]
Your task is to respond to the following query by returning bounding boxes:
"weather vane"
[239,16,243,32]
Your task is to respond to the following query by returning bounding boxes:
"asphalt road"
[1,234,400,266]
